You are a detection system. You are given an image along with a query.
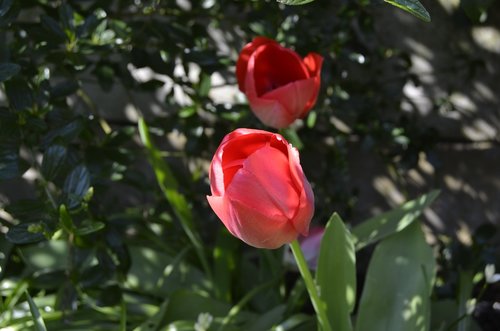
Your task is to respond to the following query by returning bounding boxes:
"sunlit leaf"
[277,0,315,6]
[384,0,431,22]
[138,118,211,280]
[316,213,356,331]
[25,291,48,331]
[355,222,435,331]
[352,190,440,250]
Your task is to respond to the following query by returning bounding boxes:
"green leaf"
[42,118,84,147]
[352,190,439,250]
[197,73,211,97]
[75,220,105,236]
[316,213,356,331]
[41,145,67,180]
[41,15,67,42]
[306,111,317,128]
[59,3,75,32]
[178,105,197,118]
[4,78,34,111]
[63,165,90,209]
[0,0,18,27]
[6,223,46,244]
[270,314,312,331]
[59,205,75,233]
[355,222,435,331]
[0,0,13,17]
[0,142,19,180]
[277,0,315,6]
[384,0,431,22]
[0,62,20,82]
[138,118,211,280]
[25,291,48,331]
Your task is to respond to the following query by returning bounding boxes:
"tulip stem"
[290,240,332,331]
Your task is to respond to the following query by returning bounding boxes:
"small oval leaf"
[75,220,105,236]
[41,15,67,41]
[0,62,20,82]
[41,145,67,180]
[6,223,46,244]
[63,165,90,209]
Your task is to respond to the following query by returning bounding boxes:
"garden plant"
[0,0,499,330]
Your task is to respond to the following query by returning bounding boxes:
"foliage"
[0,0,498,331]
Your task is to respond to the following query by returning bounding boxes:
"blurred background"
[0,0,499,330]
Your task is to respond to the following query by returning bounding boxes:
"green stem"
[290,240,332,331]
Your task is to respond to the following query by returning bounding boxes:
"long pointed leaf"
[352,190,439,251]
[316,213,356,331]
[355,222,435,331]
[25,291,47,331]
[138,118,211,281]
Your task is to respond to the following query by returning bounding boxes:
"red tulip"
[207,128,314,249]
[236,37,323,129]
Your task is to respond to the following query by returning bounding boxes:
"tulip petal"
[303,53,323,111]
[207,195,239,237]
[286,144,314,236]
[303,53,323,77]
[220,132,271,189]
[227,145,299,220]
[211,129,279,195]
[209,148,225,196]
[236,37,277,92]
[245,95,294,129]
[261,78,317,120]
[229,199,298,249]
[250,43,309,97]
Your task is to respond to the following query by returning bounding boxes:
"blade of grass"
[25,290,47,331]
[138,118,212,284]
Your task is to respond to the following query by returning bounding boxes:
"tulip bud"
[207,128,314,249]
